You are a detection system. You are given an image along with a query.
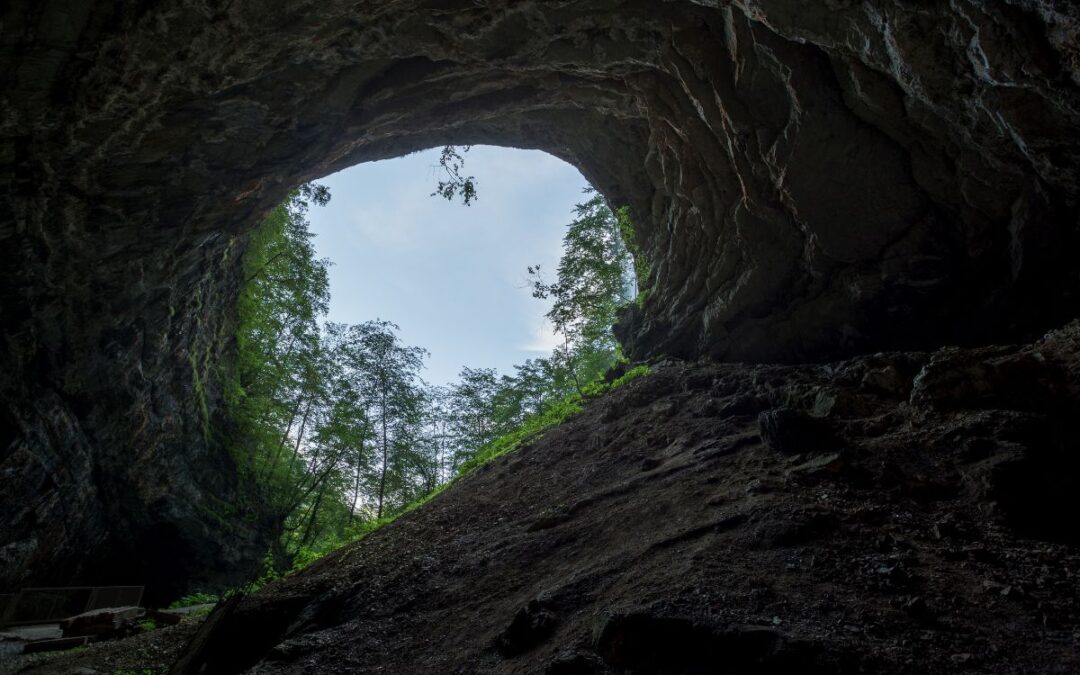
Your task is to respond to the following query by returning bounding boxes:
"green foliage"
[246,552,285,594]
[137,618,159,632]
[457,363,649,476]
[528,189,640,391]
[228,189,444,568]
[228,186,333,495]
[322,320,429,520]
[167,591,220,609]
[431,145,477,206]
[455,390,582,476]
[226,179,649,584]
[288,363,651,574]
[615,206,650,296]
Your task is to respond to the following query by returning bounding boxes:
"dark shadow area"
[0,405,19,467]
[993,444,1080,546]
[594,613,863,674]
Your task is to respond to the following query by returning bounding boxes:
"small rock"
[495,600,558,657]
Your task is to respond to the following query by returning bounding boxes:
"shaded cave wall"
[1,0,1077,598]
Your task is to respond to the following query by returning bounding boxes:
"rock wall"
[1,1,1078,596]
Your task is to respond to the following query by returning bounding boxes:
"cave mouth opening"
[307,144,595,387]
[232,144,643,581]
[4,0,1077,614]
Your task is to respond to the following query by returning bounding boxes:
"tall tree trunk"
[278,397,314,512]
[565,334,584,397]
[376,389,389,520]
[433,415,443,486]
[264,394,305,482]
[256,336,298,424]
[299,486,326,549]
[289,398,314,466]
[350,439,364,518]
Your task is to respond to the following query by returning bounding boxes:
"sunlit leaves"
[527,188,637,390]
[431,145,478,206]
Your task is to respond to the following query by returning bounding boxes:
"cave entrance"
[239,144,640,576]
[308,145,587,386]
[4,0,1076,613]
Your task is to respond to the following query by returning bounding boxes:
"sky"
[306,145,590,386]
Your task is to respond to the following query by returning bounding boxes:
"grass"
[166,591,219,609]
[456,365,649,475]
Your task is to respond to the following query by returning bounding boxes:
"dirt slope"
[20,324,1080,674]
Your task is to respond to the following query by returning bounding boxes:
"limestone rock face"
[1,1,1077,595]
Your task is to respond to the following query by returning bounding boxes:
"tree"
[431,145,478,206]
[421,385,454,485]
[331,320,428,518]
[528,189,637,390]
[226,177,644,572]
[231,185,332,493]
[446,367,499,471]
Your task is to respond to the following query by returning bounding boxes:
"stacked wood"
[61,606,145,639]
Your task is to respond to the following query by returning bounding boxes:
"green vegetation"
[457,364,649,476]
[528,189,638,392]
[615,205,652,305]
[217,179,648,582]
[166,592,220,609]
[285,364,648,573]
[431,145,478,206]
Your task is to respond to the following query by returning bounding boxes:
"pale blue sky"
[307,145,590,386]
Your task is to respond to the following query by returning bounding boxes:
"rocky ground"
[11,323,1080,674]
[0,615,203,674]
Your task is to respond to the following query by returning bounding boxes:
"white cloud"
[518,315,561,353]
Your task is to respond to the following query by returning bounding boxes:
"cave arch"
[2,0,1077,597]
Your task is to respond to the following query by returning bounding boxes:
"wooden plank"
[22,636,89,654]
